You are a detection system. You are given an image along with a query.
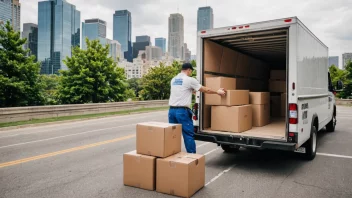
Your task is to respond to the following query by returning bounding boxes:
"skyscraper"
[197,6,213,32]
[342,53,352,68]
[0,0,21,32]
[328,56,339,67]
[133,35,151,59]
[22,23,38,60]
[155,37,166,54]
[82,18,107,49]
[145,46,162,61]
[168,13,184,60]
[37,0,81,74]
[113,10,132,62]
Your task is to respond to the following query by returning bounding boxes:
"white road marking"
[197,142,210,149]
[204,148,219,156]
[317,152,352,159]
[0,124,136,149]
[205,165,236,186]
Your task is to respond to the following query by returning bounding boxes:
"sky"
[21,0,352,68]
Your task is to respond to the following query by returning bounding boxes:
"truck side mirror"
[336,80,343,90]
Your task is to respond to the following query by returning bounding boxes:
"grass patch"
[0,106,169,128]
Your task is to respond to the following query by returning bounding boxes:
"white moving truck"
[193,17,340,160]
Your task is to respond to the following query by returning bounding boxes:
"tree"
[124,89,136,100]
[0,21,44,107]
[58,38,127,104]
[139,63,176,100]
[329,65,348,86]
[127,78,142,97]
[39,74,60,105]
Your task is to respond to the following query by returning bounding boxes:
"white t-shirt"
[169,73,202,107]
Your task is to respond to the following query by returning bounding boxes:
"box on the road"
[252,104,270,127]
[211,105,252,133]
[206,90,249,106]
[123,150,156,191]
[249,92,270,105]
[136,122,181,158]
[156,152,205,198]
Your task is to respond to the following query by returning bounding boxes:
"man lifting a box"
[168,63,226,153]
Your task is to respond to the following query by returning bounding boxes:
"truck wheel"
[302,126,317,160]
[326,111,336,132]
[221,144,240,153]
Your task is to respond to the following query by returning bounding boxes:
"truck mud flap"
[261,141,296,151]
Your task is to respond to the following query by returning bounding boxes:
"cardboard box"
[123,151,156,191]
[252,104,270,127]
[205,77,240,105]
[220,47,238,75]
[136,122,181,158]
[235,53,250,77]
[270,96,281,117]
[206,90,249,106]
[203,105,211,129]
[204,40,222,73]
[249,92,270,105]
[211,105,252,133]
[281,93,287,117]
[270,70,286,80]
[156,152,205,198]
[269,80,286,93]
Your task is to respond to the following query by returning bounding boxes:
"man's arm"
[199,86,226,96]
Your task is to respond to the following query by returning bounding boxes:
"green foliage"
[329,65,348,86]
[139,63,176,100]
[0,21,44,107]
[330,62,352,98]
[127,78,142,97]
[39,74,60,105]
[58,38,127,104]
[124,89,136,100]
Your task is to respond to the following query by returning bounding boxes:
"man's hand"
[217,88,226,96]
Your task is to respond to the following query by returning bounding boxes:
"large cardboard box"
[205,77,246,105]
[281,93,287,117]
[136,122,181,158]
[235,53,250,77]
[270,96,281,117]
[211,105,252,133]
[220,47,238,75]
[249,92,270,105]
[270,70,286,80]
[206,90,249,106]
[123,151,156,191]
[156,152,205,198]
[252,104,270,127]
[269,80,286,93]
[204,40,222,73]
[203,105,211,129]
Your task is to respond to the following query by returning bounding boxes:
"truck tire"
[326,108,336,132]
[221,144,240,153]
[302,126,317,160]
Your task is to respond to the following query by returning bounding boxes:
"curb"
[0,109,168,132]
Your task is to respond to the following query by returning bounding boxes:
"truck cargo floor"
[203,119,286,141]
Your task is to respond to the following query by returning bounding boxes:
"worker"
[169,63,226,153]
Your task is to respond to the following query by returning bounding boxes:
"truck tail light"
[284,19,292,23]
[288,132,297,143]
[289,103,298,124]
[192,103,198,121]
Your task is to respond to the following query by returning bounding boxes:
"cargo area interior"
[201,28,288,140]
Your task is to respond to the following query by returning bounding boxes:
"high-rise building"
[184,43,191,62]
[113,10,132,62]
[0,0,21,32]
[37,0,81,74]
[328,56,339,67]
[82,18,107,49]
[155,37,166,54]
[22,23,38,60]
[168,13,184,60]
[107,39,123,63]
[136,35,150,43]
[197,6,213,32]
[145,46,162,61]
[342,53,352,68]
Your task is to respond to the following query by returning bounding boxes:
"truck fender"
[311,113,319,133]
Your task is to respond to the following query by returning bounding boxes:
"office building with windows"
[113,10,132,62]
[168,13,184,60]
[81,18,106,49]
[22,23,38,60]
[136,35,150,43]
[328,56,339,68]
[145,46,162,61]
[155,37,166,54]
[37,0,80,74]
[197,6,213,32]
[342,53,352,68]
[0,0,21,32]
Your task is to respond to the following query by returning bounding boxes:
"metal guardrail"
[336,99,352,106]
[0,100,169,123]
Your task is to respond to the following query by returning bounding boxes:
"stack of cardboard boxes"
[269,70,287,117]
[249,92,271,127]
[205,77,253,133]
[123,122,205,198]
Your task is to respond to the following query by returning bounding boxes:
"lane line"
[0,124,136,149]
[197,142,210,149]
[204,148,219,156]
[205,165,236,186]
[0,134,136,168]
[317,152,352,159]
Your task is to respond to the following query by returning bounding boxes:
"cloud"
[22,0,352,66]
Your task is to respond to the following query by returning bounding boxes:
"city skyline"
[168,13,184,60]
[113,10,132,62]
[155,37,166,54]
[22,23,38,60]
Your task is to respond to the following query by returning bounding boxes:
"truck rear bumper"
[194,133,296,152]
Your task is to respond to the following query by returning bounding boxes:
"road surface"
[0,106,352,198]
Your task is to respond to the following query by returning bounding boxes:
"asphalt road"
[0,106,352,198]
